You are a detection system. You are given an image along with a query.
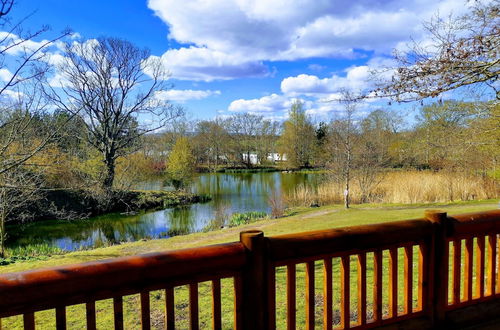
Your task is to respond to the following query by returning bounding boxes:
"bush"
[228,211,267,227]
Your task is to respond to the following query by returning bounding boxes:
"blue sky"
[5,0,470,121]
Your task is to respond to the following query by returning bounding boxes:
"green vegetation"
[166,137,196,190]
[228,211,267,227]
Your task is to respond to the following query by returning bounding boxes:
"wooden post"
[424,210,448,327]
[240,230,269,330]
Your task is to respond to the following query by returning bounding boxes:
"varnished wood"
[86,301,97,330]
[306,261,315,330]
[189,283,199,330]
[56,306,66,330]
[212,279,222,330]
[140,291,151,330]
[453,239,461,305]
[404,245,413,314]
[341,256,350,328]
[267,266,276,329]
[113,296,124,330]
[418,244,427,312]
[234,275,244,330]
[357,253,367,325]
[374,250,383,322]
[476,236,485,299]
[165,288,175,330]
[389,247,398,318]
[497,234,500,295]
[23,313,35,330]
[286,264,296,330]
[464,238,473,302]
[323,258,333,330]
[486,235,496,296]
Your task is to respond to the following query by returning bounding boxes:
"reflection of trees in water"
[7,211,160,248]
[167,206,195,235]
[7,173,324,250]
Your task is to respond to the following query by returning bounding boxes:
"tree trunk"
[0,213,5,259]
[103,155,116,190]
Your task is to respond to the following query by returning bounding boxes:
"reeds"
[286,170,499,206]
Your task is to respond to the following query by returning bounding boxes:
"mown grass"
[0,200,498,329]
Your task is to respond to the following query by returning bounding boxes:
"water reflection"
[7,172,322,251]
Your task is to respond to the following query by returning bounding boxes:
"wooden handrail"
[0,242,246,318]
[267,218,432,263]
[0,209,499,329]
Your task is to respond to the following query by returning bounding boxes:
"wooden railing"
[0,209,499,329]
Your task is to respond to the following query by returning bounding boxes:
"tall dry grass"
[286,171,499,207]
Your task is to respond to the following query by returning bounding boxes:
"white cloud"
[155,89,221,102]
[149,47,270,81]
[147,0,466,81]
[228,94,297,114]
[0,68,12,82]
[281,65,372,96]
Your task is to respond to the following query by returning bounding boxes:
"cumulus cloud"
[228,93,301,114]
[149,47,270,81]
[281,65,371,96]
[155,89,221,102]
[147,0,465,81]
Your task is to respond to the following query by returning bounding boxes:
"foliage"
[228,211,267,227]
[278,100,316,168]
[166,137,196,190]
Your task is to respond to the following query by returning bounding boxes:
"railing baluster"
[389,248,398,318]
[86,301,97,330]
[287,264,296,330]
[140,291,151,330]
[487,234,496,296]
[464,237,473,302]
[418,244,428,312]
[323,258,333,330]
[306,261,315,330]
[189,283,199,330]
[497,234,500,295]
[165,288,175,330]
[341,256,350,329]
[55,306,66,330]
[404,245,413,314]
[357,253,367,326]
[113,296,124,330]
[373,250,383,322]
[453,239,461,304]
[234,275,244,330]
[476,236,485,299]
[23,313,35,330]
[268,266,276,329]
[212,279,222,330]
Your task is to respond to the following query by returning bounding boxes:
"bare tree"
[373,0,499,102]
[0,1,71,256]
[328,91,359,208]
[45,37,183,190]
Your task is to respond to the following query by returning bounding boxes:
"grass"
[0,199,498,329]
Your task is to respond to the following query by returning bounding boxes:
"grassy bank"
[11,189,210,223]
[0,200,497,328]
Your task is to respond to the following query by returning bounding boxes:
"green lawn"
[0,200,498,329]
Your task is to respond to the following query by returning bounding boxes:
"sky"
[4,0,472,121]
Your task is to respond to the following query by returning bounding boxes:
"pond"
[6,171,323,251]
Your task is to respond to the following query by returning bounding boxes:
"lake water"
[6,172,323,251]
